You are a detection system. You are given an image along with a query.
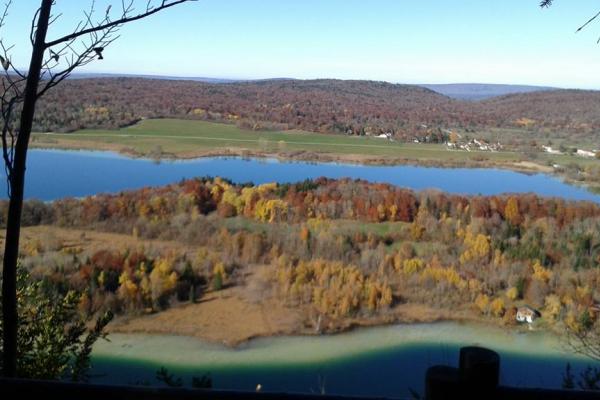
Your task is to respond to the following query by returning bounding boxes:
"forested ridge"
[32,78,600,141]
[8,178,600,333]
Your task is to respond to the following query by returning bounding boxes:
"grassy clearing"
[32,118,523,162]
[220,217,409,238]
[324,220,409,236]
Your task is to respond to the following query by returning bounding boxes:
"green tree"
[0,267,112,380]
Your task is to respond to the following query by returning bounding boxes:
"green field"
[30,118,600,178]
[32,118,524,162]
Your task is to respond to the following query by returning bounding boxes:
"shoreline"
[106,286,560,349]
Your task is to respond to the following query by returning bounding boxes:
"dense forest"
[31,78,600,141]
[7,177,600,333]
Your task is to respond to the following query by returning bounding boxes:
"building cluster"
[446,138,503,152]
[542,145,599,158]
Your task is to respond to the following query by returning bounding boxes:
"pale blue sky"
[4,1,600,88]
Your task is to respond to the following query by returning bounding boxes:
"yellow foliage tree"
[149,257,178,308]
[410,221,425,240]
[420,265,466,290]
[490,297,506,317]
[254,199,288,223]
[221,188,244,215]
[475,293,490,315]
[544,294,562,321]
[504,197,522,226]
[117,270,138,309]
[460,230,491,264]
[506,287,519,301]
[401,258,425,275]
[389,204,398,220]
[275,259,391,318]
[532,260,553,283]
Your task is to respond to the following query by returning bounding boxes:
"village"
[542,145,600,159]
[372,126,504,153]
[445,137,503,152]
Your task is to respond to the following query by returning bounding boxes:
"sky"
[4,0,600,88]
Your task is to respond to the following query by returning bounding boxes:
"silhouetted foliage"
[0,266,112,380]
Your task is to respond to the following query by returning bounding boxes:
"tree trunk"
[2,0,52,377]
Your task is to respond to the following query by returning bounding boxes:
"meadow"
[32,118,523,162]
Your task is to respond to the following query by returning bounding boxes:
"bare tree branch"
[0,0,198,376]
[36,0,195,98]
[45,0,196,48]
[541,1,600,42]
[30,5,41,46]
[567,330,600,362]
[576,10,600,43]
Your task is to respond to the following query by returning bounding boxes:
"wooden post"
[458,346,500,394]
[425,346,500,400]
[425,366,460,400]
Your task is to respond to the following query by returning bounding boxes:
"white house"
[577,149,596,158]
[376,133,393,140]
[542,145,562,155]
[516,306,541,324]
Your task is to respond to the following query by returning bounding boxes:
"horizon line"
[59,71,593,91]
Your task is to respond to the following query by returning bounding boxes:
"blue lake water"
[7,149,600,202]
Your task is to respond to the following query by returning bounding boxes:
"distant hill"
[69,72,241,84]
[69,72,297,84]
[32,77,600,141]
[420,83,557,101]
[35,78,460,138]
[70,75,559,100]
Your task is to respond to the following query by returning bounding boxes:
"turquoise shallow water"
[8,149,600,202]
[90,322,592,397]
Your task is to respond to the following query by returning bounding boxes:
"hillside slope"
[33,78,600,140]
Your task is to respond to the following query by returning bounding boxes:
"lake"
[5,149,600,202]
[91,322,589,398]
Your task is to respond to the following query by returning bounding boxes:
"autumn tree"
[504,197,522,226]
[0,0,196,378]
